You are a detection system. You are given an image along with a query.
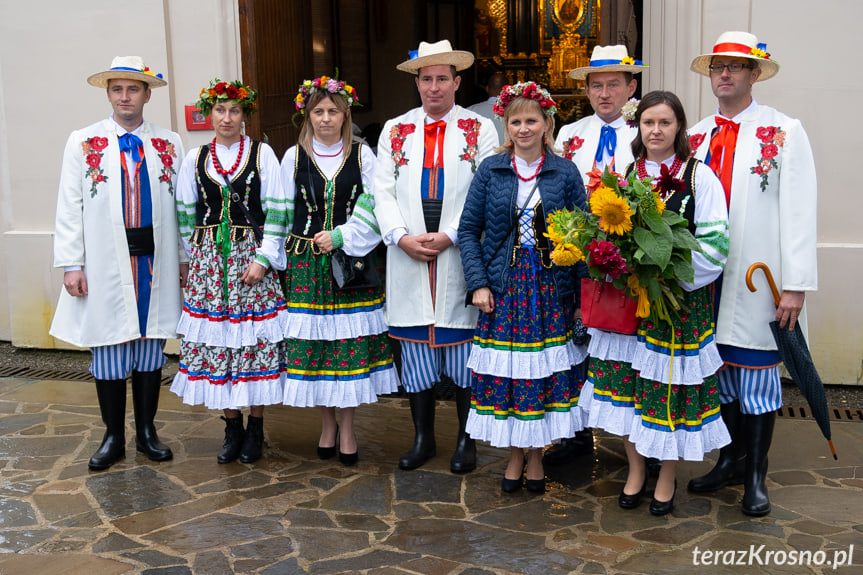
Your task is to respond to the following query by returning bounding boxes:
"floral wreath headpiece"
[493,81,557,118]
[294,73,360,120]
[195,78,258,117]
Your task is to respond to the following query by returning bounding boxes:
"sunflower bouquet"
[547,168,702,325]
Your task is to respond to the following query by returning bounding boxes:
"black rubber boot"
[131,370,173,461]
[742,410,776,517]
[217,415,245,463]
[398,388,437,470]
[89,379,127,470]
[450,386,476,473]
[543,428,594,465]
[239,415,264,464]
[688,400,746,492]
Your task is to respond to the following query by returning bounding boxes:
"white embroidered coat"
[689,104,817,351]
[50,119,186,347]
[373,105,498,329]
[555,114,638,177]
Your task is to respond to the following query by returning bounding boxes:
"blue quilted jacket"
[459,151,588,304]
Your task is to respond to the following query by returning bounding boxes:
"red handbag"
[580,278,639,334]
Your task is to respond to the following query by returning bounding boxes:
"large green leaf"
[634,226,672,270]
[671,255,695,283]
[661,209,688,227]
[641,207,669,234]
[671,226,702,252]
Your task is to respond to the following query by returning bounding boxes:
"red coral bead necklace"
[512,152,545,181]
[211,136,244,177]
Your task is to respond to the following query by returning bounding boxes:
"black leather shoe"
[525,478,546,493]
[339,450,358,466]
[649,480,677,516]
[618,477,648,509]
[317,425,338,460]
[239,415,264,464]
[501,475,523,493]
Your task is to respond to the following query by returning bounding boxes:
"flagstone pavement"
[0,375,861,574]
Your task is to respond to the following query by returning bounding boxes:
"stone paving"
[0,375,861,574]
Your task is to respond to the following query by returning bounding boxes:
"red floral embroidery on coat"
[562,136,584,160]
[688,133,706,155]
[81,137,109,197]
[751,126,785,191]
[151,138,179,196]
[457,117,481,173]
[389,123,416,180]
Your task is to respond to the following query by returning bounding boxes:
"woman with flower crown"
[279,75,398,466]
[458,82,587,493]
[171,79,289,465]
[578,90,730,515]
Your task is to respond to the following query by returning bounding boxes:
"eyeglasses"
[708,62,754,74]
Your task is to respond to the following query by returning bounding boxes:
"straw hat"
[690,31,779,81]
[568,45,647,80]
[87,56,167,89]
[396,40,474,74]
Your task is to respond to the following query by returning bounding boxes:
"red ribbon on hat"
[713,42,753,55]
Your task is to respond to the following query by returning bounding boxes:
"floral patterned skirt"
[578,286,729,460]
[170,234,288,410]
[465,248,585,449]
[280,244,398,407]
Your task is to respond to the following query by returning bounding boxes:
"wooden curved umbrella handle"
[745,262,781,307]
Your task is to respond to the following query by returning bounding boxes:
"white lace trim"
[587,329,638,362]
[284,308,388,340]
[630,340,724,385]
[281,367,400,407]
[177,310,289,347]
[170,372,284,410]
[576,381,641,437]
[466,408,584,449]
[628,417,731,461]
[466,340,587,379]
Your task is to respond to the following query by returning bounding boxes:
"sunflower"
[550,243,584,266]
[590,186,634,235]
[545,222,565,245]
[655,195,666,214]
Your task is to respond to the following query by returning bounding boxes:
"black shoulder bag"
[306,154,380,290]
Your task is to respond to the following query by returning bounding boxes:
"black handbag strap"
[205,144,264,243]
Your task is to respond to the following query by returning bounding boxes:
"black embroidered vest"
[625,157,698,234]
[192,140,265,243]
[290,141,363,239]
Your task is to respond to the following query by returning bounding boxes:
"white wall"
[0,0,240,349]
[644,0,863,384]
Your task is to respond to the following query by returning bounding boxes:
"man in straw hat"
[50,56,186,470]
[374,40,499,473]
[686,31,817,516]
[545,44,647,467]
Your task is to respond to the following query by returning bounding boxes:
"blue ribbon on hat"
[111,66,164,79]
[408,50,418,60]
[118,133,143,163]
[590,58,644,67]
[595,125,617,163]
